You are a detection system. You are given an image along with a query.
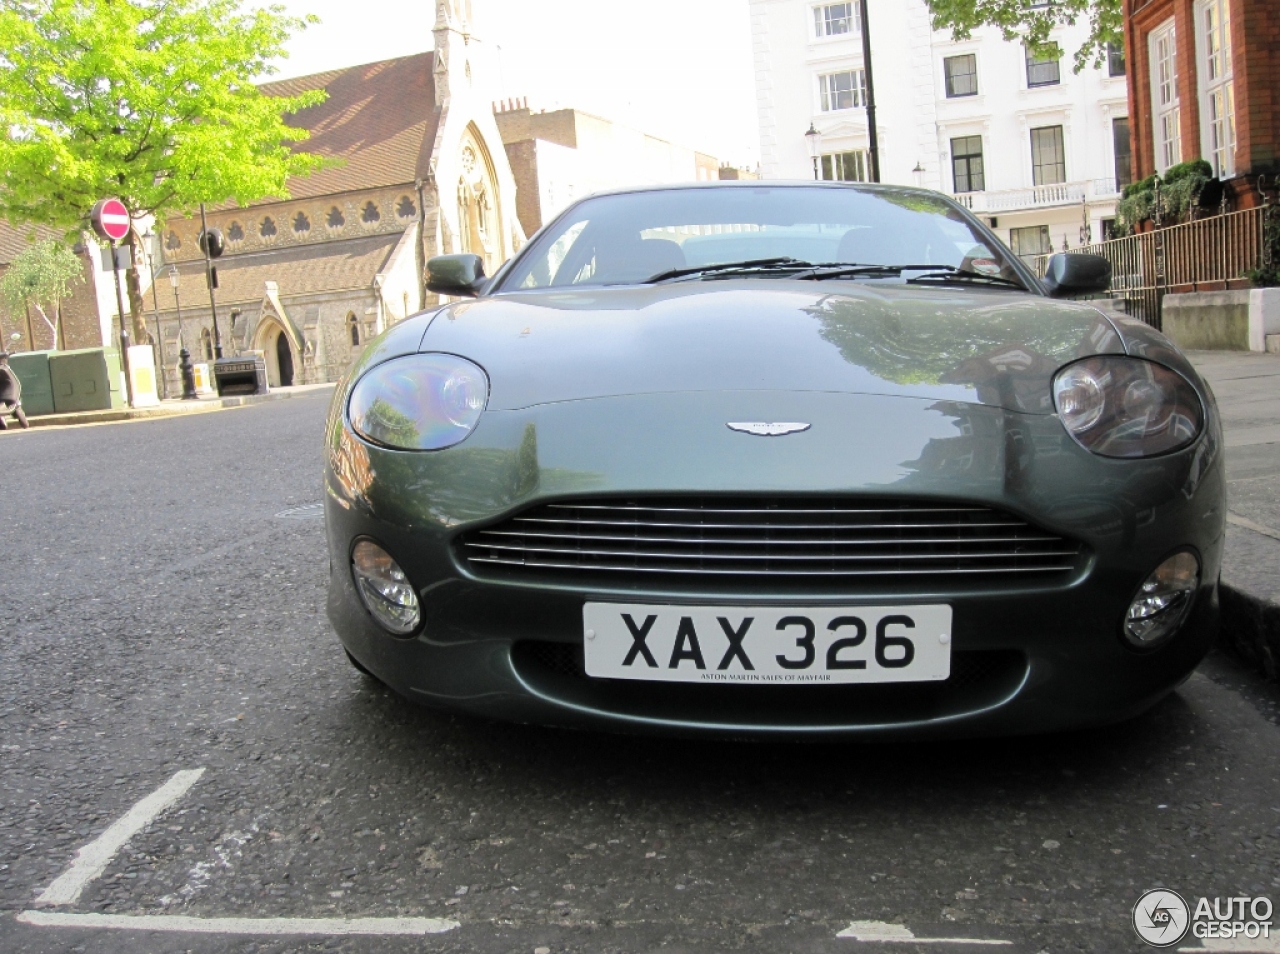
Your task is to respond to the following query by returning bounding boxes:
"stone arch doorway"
[255,317,296,388]
[456,123,503,274]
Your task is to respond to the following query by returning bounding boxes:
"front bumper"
[324,390,1226,739]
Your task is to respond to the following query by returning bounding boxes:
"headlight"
[1052,357,1203,458]
[348,354,489,450]
[351,540,421,635]
[1123,551,1199,647]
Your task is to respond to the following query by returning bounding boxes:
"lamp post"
[858,0,880,182]
[170,266,198,400]
[912,162,925,187]
[805,124,823,180]
[198,203,223,359]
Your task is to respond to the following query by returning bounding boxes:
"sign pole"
[109,242,136,408]
[859,0,880,183]
[90,197,137,407]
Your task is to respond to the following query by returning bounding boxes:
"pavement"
[1184,351,1280,681]
[0,367,1278,953]
[9,383,335,429]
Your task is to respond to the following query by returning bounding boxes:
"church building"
[150,1,523,389]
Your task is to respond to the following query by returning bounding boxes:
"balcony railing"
[951,179,1120,213]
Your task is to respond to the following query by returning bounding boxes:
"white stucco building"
[751,0,1133,257]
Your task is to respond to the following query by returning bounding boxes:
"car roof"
[573,180,946,202]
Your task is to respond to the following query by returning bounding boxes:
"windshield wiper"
[791,262,937,280]
[902,266,1026,290]
[645,257,812,283]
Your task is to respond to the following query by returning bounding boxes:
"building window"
[950,136,985,193]
[165,231,181,251]
[819,69,866,111]
[361,201,381,224]
[1149,19,1181,174]
[1100,218,1119,241]
[1010,225,1051,259]
[1106,42,1126,77]
[260,217,277,238]
[821,150,869,182]
[944,54,978,97]
[327,207,345,229]
[348,313,360,347]
[813,3,856,37]
[200,328,213,361]
[292,212,310,233]
[1196,0,1236,178]
[397,195,417,219]
[1113,117,1132,191]
[227,222,244,242]
[1030,125,1066,185]
[1025,46,1061,87]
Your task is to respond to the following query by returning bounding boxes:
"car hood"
[418,280,1124,414]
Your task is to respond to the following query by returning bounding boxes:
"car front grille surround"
[458,496,1082,587]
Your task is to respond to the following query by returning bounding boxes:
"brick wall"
[1233,0,1280,175]
[502,139,544,237]
[1126,0,1279,183]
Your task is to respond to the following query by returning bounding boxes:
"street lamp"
[169,266,198,400]
[912,162,925,187]
[805,124,824,180]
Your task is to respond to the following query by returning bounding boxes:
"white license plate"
[583,603,951,684]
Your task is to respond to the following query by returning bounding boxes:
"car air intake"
[457,496,1082,587]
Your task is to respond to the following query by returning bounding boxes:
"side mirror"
[1042,253,1111,298]
[427,254,486,298]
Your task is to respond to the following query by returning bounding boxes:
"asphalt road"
[2,391,1279,954]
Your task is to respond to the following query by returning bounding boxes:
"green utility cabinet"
[48,348,124,413]
[7,351,55,417]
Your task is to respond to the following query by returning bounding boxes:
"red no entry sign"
[90,198,131,242]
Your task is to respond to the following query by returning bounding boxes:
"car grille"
[458,496,1082,586]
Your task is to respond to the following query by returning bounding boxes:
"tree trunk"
[32,303,59,351]
[125,231,148,343]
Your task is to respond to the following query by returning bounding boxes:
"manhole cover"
[275,503,324,520]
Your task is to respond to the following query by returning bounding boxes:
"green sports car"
[324,182,1223,738]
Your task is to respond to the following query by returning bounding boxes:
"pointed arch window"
[348,312,360,347]
[201,328,213,360]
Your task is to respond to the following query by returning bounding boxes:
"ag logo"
[1133,889,1191,947]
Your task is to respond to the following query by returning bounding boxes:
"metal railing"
[1030,206,1266,329]
[952,178,1120,213]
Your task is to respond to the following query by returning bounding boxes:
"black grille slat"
[458,496,1082,585]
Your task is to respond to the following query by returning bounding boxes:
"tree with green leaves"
[0,239,84,350]
[0,0,329,341]
[923,0,1122,73]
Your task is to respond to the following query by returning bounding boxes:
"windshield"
[496,185,1024,291]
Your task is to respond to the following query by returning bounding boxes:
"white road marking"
[35,768,206,905]
[1181,939,1280,953]
[17,911,460,936]
[838,920,1013,945]
[1226,511,1280,542]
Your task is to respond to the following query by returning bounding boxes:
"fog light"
[1124,551,1199,647]
[351,540,421,635]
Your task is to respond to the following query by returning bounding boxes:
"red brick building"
[1123,0,1280,206]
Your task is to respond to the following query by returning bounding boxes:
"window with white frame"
[813,3,857,38]
[1010,225,1051,259]
[944,54,978,97]
[1030,125,1066,185]
[950,136,985,192]
[1196,0,1236,178]
[821,150,869,182]
[819,69,866,111]
[1149,19,1181,173]
[1025,45,1061,87]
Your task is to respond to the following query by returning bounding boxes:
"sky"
[268,0,761,169]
